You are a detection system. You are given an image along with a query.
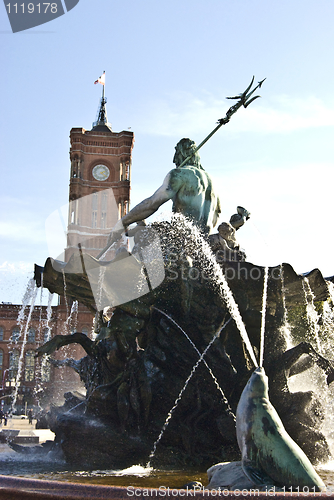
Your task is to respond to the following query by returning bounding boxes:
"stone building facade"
[0,303,92,411]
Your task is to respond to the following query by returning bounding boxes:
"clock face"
[92,164,110,181]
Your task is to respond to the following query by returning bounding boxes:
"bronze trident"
[178,76,266,169]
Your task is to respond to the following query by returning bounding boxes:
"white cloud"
[0,261,33,274]
[240,95,334,133]
[135,92,334,137]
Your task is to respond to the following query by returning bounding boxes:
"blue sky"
[1,0,334,304]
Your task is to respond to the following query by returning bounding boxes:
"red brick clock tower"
[66,87,134,261]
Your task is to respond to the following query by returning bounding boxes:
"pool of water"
[0,445,207,488]
[1,444,334,491]
[33,467,209,488]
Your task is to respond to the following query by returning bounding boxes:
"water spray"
[146,316,234,468]
[153,307,234,413]
[259,266,269,367]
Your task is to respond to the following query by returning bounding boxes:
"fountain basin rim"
[0,475,331,499]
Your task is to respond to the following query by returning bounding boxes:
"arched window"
[11,327,20,342]
[9,349,19,380]
[25,351,35,382]
[27,328,35,343]
[0,349,3,382]
[92,191,98,210]
[92,192,98,228]
[43,328,51,343]
[0,327,3,341]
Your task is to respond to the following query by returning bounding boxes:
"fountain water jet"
[164,215,259,368]
[327,281,334,305]
[34,290,55,407]
[11,280,38,413]
[153,307,233,408]
[65,300,79,334]
[15,278,38,343]
[146,317,234,468]
[279,264,294,349]
[61,268,70,322]
[302,277,322,352]
[259,265,268,367]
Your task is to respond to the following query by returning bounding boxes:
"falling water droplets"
[146,315,233,468]
[280,264,294,349]
[302,277,322,352]
[11,279,38,413]
[259,266,269,367]
[34,290,54,408]
[61,269,70,323]
[65,300,78,334]
[13,278,37,347]
[158,214,258,368]
[153,307,234,412]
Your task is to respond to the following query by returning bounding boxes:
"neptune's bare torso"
[167,166,220,233]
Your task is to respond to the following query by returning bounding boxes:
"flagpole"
[93,72,108,129]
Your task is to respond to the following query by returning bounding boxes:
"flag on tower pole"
[94,71,105,85]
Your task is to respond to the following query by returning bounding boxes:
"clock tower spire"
[92,72,112,131]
